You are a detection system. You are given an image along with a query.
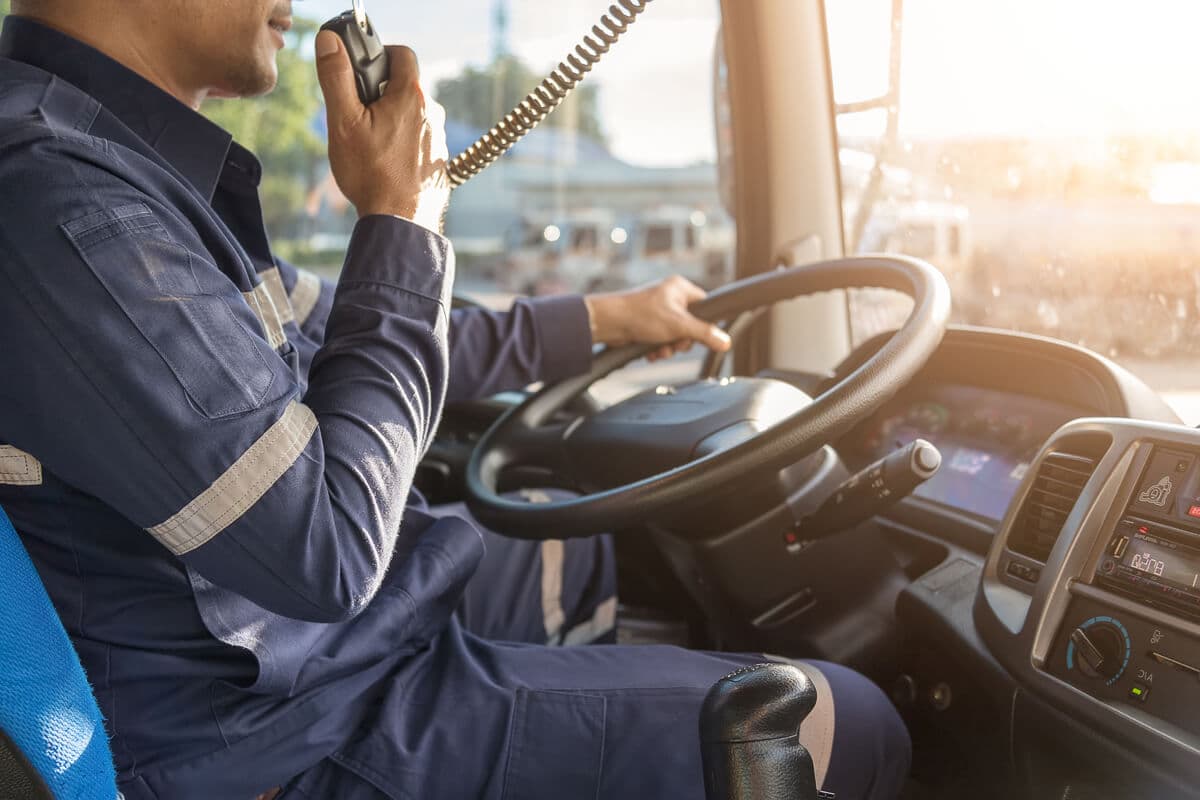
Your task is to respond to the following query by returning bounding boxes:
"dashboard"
[831,327,1179,542]
[831,328,1197,794]
[847,384,1089,522]
[979,421,1200,791]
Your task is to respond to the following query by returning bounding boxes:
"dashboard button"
[1006,560,1040,582]
[1129,684,1150,703]
[915,443,942,473]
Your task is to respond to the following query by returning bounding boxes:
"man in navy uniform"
[0,1,911,797]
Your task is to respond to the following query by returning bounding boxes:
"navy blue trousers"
[283,503,910,799]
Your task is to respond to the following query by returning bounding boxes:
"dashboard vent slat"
[1008,448,1100,564]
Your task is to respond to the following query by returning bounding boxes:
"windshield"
[829,0,1200,423]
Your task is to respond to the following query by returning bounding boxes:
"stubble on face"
[177,0,291,99]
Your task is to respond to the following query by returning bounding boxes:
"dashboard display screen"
[850,385,1087,521]
[1123,531,1200,591]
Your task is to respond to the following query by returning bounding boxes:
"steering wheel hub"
[566,377,813,492]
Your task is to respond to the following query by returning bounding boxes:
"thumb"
[315,31,361,123]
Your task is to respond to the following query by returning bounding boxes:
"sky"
[831,0,1200,139]
[296,0,1200,164]
[299,0,722,166]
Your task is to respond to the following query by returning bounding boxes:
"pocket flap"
[502,689,607,800]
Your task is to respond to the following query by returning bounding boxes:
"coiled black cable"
[447,0,654,187]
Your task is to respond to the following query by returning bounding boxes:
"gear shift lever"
[700,663,824,800]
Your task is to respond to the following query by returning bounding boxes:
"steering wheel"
[465,256,950,539]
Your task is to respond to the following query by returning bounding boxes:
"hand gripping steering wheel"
[465,256,950,539]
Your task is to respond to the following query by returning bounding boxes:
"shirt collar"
[0,15,236,201]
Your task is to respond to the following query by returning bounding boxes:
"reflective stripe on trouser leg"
[540,540,566,644]
[522,489,569,645]
[562,595,617,645]
[147,402,318,555]
[524,489,618,646]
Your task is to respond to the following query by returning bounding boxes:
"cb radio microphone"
[320,0,390,105]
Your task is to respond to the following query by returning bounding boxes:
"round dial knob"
[1068,617,1130,684]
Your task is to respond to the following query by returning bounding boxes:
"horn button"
[565,377,812,491]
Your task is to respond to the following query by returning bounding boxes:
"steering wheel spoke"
[486,418,581,490]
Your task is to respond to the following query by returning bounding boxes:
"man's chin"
[211,67,279,100]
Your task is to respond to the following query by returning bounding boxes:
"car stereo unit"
[1097,446,1200,619]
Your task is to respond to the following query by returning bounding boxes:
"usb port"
[1113,535,1130,559]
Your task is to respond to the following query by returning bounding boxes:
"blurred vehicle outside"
[620,205,734,290]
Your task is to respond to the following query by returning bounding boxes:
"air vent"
[1009,450,1099,563]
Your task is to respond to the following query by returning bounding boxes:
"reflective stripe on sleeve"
[259,267,295,326]
[242,267,293,350]
[0,446,43,487]
[148,402,318,555]
[289,269,323,328]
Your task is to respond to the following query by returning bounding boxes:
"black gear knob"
[700,663,820,800]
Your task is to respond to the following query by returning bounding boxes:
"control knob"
[1069,619,1129,683]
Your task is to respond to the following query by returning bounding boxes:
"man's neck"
[11,12,207,109]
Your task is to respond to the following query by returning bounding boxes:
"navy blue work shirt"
[0,16,593,798]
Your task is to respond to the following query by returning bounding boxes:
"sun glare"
[832,0,1200,139]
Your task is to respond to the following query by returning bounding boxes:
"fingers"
[315,31,361,123]
[369,47,422,119]
[673,276,707,304]
[384,45,420,95]
[646,339,698,362]
[662,276,727,352]
[646,344,674,362]
[680,313,732,353]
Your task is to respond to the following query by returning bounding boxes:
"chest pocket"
[62,203,281,420]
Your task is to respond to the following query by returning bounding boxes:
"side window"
[571,227,599,253]
[433,0,733,400]
[199,1,731,402]
[644,225,675,258]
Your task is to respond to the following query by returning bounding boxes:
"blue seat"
[0,505,118,799]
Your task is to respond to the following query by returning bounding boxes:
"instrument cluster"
[848,384,1088,521]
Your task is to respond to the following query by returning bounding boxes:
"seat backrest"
[0,505,118,799]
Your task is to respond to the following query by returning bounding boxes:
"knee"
[809,661,911,800]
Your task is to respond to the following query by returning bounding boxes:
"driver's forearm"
[446,295,592,402]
